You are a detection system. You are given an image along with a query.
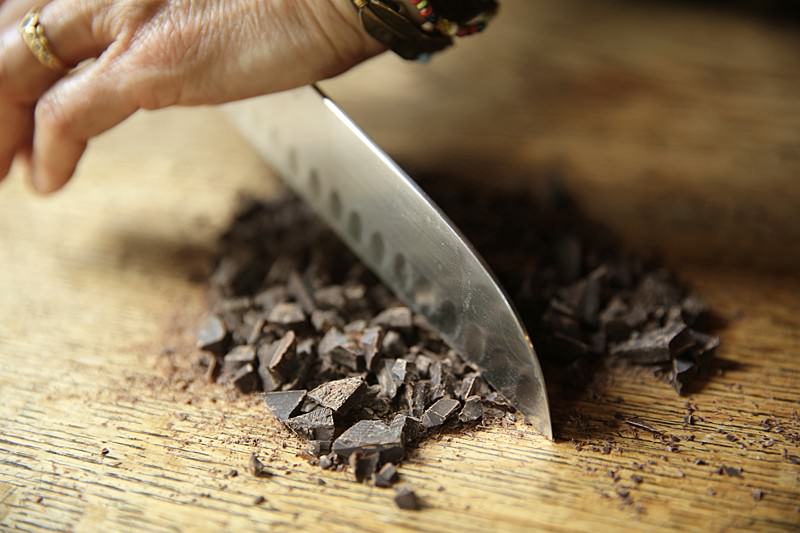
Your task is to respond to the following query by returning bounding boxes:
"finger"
[0,0,113,104]
[0,101,31,180]
[0,0,45,27]
[32,49,138,193]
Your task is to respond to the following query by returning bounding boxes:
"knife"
[224,85,552,439]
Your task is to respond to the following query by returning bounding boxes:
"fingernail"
[31,166,50,193]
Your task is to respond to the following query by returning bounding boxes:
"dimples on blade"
[224,86,552,439]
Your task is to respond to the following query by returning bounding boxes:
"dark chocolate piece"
[611,322,691,364]
[307,377,366,414]
[264,390,306,421]
[287,271,316,314]
[197,314,228,355]
[372,307,412,330]
[360,326,383,371]
[717,465,743,477]
[286,407,336,441]
[389,414,422,445]
[373,462,398,488]
[268,302,306,326]
[393,486,421,510]
[248,454,271,477]
[349,451,380,483]
[421,397,461,429]
[458,396,483,423]
[332,420,404,463]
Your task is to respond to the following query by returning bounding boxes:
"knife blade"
[224,85,552,439]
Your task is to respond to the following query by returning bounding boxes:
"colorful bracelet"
[351,0,498,61]
[410,0,499,38]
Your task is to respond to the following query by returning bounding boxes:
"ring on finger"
[19,7,67,72]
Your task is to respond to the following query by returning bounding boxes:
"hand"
[0,0,383,193]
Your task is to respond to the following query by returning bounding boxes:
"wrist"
[325,0,387,59]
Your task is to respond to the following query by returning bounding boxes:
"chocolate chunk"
[196,315,228,355]
[349,451,380,483]
[221,345,257,378]
[264,390,306,421]
[286,407,336,441]
[307,377,366,414]
[381,331,407,357]
[248,454,271,477]
[314,286,347,310]
[332,420,404,463]
[319,455,334,470]
[717,465,743,477]
[458,396,483,423]
[230,363,260,393]
[421,398,461,429]
[671,357,697,395]
[377,359,411,400]
[287,271,316,314]
[373,462,398,488]
[254,286,288,313]
[308,440,332,457]
[611,322,691,364]
[318,328,362,371]
[268,302,306,325]
[405,381,431,418]
[393,486,421,510]
[751,489,765,501]
[389,414,422,444]
[459,374,484,399]
[311,310,343,332]
[360,326,383,371]
[372,307,413,330]
[264,331,297,375]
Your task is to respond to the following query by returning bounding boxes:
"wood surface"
[1,0,799,531]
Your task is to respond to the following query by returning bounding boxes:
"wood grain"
[1,1,799,531]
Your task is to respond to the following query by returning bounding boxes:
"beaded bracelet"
[410,0,499,38]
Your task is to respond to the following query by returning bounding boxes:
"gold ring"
[19,8,67,72]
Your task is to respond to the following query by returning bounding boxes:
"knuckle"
[35,95,71,135]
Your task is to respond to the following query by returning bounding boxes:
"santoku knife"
[224,85,552,439]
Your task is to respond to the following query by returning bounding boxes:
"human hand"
[0,0,383,193]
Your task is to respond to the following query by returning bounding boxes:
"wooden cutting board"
[1,1,799,531]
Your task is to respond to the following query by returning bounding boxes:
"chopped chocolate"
[248,454,271,478]
[360,326,383,371]
[671,357,697,395]
[389,414,422,444]
[287,271,316,314]
[264,390,306,421]
[717,465,743,477]
[611,322,691,364]
[318,328,362,371]
[372,307,413,330]
[458,396,483,423]
[752,488,765,501]
[286,407,336,441]
[262,331,297,377]
[332,420,404,463]
[394,486,421,510]
[268,302,306,326]
[307,377,366,414]
[319,455,334,470]
[314,286,347,310]
[374,462,398,487]
[226,363,259,393]
[308,440,332,457]
[349,451,380,483]
[421,398,461,429]
[195,184,724,492]
[197,314,229,355]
